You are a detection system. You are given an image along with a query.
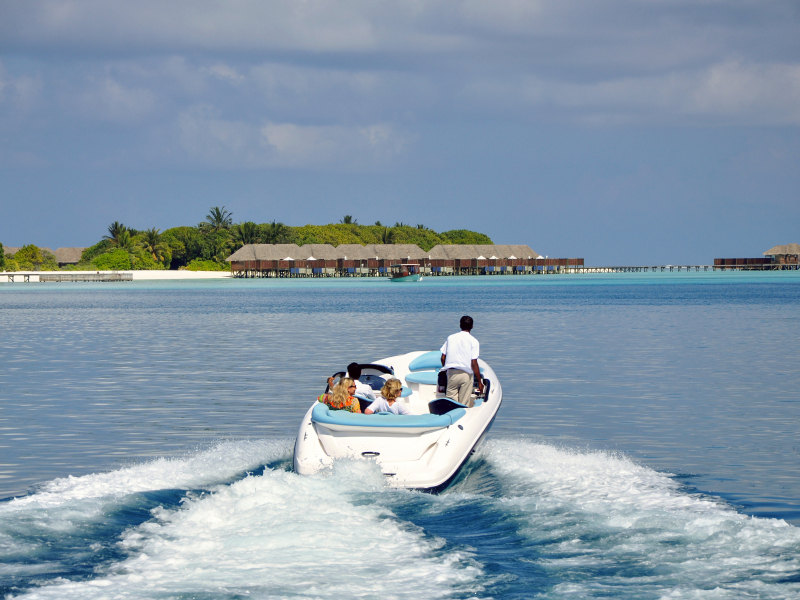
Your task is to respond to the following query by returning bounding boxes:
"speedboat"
[293,351,502,491]
[388,264,422,282]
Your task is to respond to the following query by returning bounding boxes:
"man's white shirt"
[354,379,376,400]
[440,330,479,373]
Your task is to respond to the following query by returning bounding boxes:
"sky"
[1,0,798,265]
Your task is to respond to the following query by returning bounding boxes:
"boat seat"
[312,403,465,431]
[408,351,442,371]
[428,398,468,416]
[405,371,440,385]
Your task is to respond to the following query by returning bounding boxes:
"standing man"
[440,316,484,408]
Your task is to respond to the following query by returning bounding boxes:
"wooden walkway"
[2,272,133,283]
[575,264,799,273]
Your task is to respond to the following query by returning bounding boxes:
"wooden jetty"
[1,272,133,283]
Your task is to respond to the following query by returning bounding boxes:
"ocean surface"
[1,272,799,599]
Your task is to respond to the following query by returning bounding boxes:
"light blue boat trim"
[406,371,440,385]
[389,274,421,282]
[408,351,442,371]
[312,402,465,428]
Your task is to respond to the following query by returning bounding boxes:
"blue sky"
[1,0,798,264]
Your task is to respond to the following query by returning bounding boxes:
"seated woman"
[365,379,411,415]
[317,377,362,413]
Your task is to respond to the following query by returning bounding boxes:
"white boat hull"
[293,351,502,491]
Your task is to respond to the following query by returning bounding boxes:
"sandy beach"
[1,270,232,283]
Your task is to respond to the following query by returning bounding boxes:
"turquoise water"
[1,272,799,598]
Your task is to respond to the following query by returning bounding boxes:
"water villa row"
[226,244,585,277]
[713,244,800,271]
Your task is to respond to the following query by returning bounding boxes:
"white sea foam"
[481,439,800,599]
[6,439,291,509]
[15,459,481,599]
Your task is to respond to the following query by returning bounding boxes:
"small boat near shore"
[293,351,502,491]
[388,263,422,282]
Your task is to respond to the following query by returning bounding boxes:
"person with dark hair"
[440,315,484,407]
[327,362,376,401]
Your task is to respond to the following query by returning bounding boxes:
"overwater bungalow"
[763,244,800,266]
[227,243,582,277]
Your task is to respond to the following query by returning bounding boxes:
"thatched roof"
[294,244,338,260]
[226,244,303,261]
[369,244,428,260]
[763,243,800,256]
[427,244,540,260]
[54,247,86,264]
[227,243,429,262]
[335,244,376,260]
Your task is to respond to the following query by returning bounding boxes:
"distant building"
[427,244,541,260]
[2,246,85,267]
[225,243,429,263]
[763,244,800,265]
[226,242,582,278]
[54,248,87,266]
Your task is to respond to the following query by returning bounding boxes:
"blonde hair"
[380,378,403,401]
[331,377,355,406]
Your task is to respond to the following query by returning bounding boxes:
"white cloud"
[202,63,244,85]
[457,60,800,126]
[177,105,408,169]
[261,121,407,167]
[1,0,799,174]
[0,60,43,113]
[63,77,158,123]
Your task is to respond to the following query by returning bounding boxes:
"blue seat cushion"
[408,351,442,371]
[428,398,468,416]
[405,371,440,385]
[312,402,465,428]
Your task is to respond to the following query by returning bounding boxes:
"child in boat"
[365,379,411,415]
[317,377,361,413]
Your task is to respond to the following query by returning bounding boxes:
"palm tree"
[394,221,408,228]
[204,206,233,232]
[416,224,425,230]
[115,229,135,252]
[207,234,233,263]
[381,227,395,244]
[138,228,169,262]
[103,221,128,245]
[233,221,260,246]
[374,220,383,227]
[263,221,291,244]
[340,215,357,225]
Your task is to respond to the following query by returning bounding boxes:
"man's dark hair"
[347,362,362,380]
[460,315,473,331]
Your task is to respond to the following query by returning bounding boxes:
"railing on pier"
[39,272,133,282]
[576,265,713,273]
[1,272,133,283]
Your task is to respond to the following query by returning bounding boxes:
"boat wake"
[2,439,799,599]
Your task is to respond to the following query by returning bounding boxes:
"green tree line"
[1,208,493,272]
